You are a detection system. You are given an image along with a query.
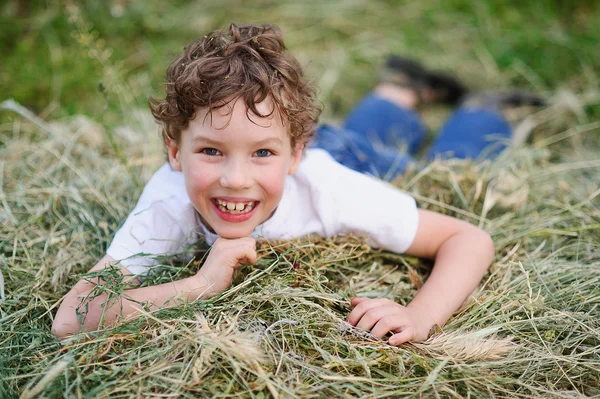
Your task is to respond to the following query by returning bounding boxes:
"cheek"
[259,165,288,200]
[184,163,213,199]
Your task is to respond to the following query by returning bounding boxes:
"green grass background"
[2,0,599,121]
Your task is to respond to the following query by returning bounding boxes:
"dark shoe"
[461,89,546,109]
[425,71,469,105]
[381,55,468,105]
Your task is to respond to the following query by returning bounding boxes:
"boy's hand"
[193,237,257,298]
[347,297,432,345]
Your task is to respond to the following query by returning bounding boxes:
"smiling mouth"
[213,199,257,214]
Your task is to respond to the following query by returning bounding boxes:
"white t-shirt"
[107,149,419,275]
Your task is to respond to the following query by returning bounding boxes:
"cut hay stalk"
[19,356,72,399]
[417,328,518,362]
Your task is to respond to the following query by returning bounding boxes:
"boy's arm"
[51,254,207,339]
[348,209,494,344]
[405,209,494,326]
[52,238,257,340]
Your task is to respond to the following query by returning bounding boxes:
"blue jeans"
[311,94,512,181]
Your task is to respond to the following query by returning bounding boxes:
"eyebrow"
[191,136,284,147]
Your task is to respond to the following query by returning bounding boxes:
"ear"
[288,143,304,175]
[166,138,182,171]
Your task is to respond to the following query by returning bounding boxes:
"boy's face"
[167,97,302,239]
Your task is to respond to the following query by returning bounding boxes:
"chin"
[213,225,256,239]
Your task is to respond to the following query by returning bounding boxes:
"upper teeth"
[216,199,254,212]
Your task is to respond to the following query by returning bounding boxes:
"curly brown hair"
[149,23,322,149]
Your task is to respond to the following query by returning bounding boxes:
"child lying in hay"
[52,23,539,344]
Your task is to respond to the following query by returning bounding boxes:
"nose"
[220,158,252,190]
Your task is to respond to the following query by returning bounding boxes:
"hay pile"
[1,91,599,398]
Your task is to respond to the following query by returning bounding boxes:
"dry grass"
[1,96,599,397]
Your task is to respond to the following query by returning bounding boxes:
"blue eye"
[201,148,220,156]
[255,149,272,157]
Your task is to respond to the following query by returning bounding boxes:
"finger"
[242,238,257,263]
[236,237,257,264]
[233,245,257,268]
[389,327,416,346]
[350,297,369,307]
[202,239,255,276]
[212,242,252,269]
[242,247,257,265]
[347,298,394,325]
[370,315,405,339]
[245,240,257,264]
[238,236,256,248]
[354,305,398,331]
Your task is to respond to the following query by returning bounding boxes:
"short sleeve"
[301,150,419,253]
[106,164,199,275]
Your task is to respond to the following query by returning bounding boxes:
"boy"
[52,23,495,345]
